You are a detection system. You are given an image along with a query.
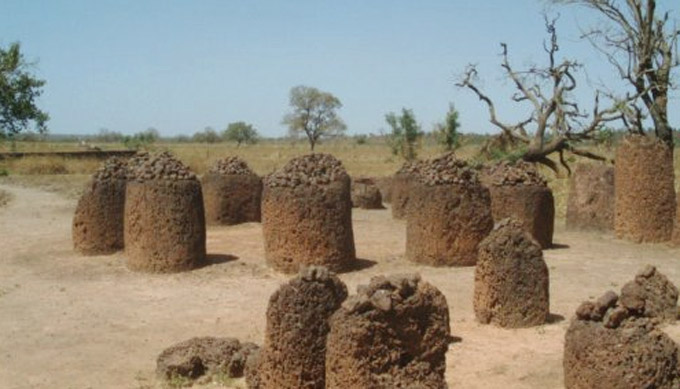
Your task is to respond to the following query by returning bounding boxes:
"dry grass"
[0,174,91,200]
[3,139,674,220]
[163,140,478,177]
[0,189,12,208]
[0,156,101,175]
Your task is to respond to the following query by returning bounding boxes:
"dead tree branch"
[457,16,630,174]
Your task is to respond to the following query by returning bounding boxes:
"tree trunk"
[651,93,673,152]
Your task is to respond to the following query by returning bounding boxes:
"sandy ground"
[1,183,680,389]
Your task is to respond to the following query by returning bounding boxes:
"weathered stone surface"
[257,267,347,389]
[374,176,393,203]
[326,274,451,389]
[481,161,554,248]
[619,265,678,322]
[203,157,261,225]
[406,153,493,266]
[209,156,256,176]
[481,160,547,187]
[124,152,205,273]
[564,318,680,389]
[474,219,549,327]
[156,337,258,383]
[127,151,197,181]
[564,266,680,388]
[351,177,384,209]
[262,154,355,274]
[73,157,128,255]
[566,163,615,231]
[391,161,422,219]
[615,135,676,243]
[244,348,261,389]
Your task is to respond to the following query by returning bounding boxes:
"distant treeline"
[4,127,669,148]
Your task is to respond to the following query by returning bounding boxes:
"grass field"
[0,137,651,220]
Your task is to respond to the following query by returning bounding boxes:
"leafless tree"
[458,17,634,174]
[556,0,679,149]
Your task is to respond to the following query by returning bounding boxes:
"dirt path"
[1,183,680,388]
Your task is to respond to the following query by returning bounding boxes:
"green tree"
[435,104,461,151]
[385,108,422,161]
[223,121,259,147]
[0,42,49,138]
[192,126,220,143]
[282,85,346,151]
[94,128,124,143]
[123,127,160,150]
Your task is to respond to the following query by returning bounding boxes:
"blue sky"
[1,0,678,137]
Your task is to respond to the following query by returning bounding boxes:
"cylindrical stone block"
[482,161,554,248]
[615,135,675,243]
[391,174,411,219]
[262,154,356,274]
[73,179,126,255]
[202,156,262,225]
[124,152,206,273]
[405,153,493,267]
[565,282,680,389]
[351,177,383,209]
[566,163,615,231]
[474,219,549,327]
[72,157,128,255]
[375,176,393,203]
[257,267,347,389]
[326,274,451,389]
[488,185,554,248]
[391,160,422,219]
[202,174,262,225]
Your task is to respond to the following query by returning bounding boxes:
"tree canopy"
[223,121,258,146]
[0,42,49,138]
[282,85,346,151]
[385,108,423,161]
[192,126,221,143]
[435,104,461,151]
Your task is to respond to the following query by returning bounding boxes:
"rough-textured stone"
[202,157,262,225]
[564,318,680,389]
[481,161,554,248]
[671,192,680,246]
[208,156,256,176]
[564,267,680,388]
[351,177,384,209]
[124,152,205,273]
[262,154,355,274]
[257,267,348,389]
[391,161,422,219]
[406,153,493,266]
[375,176,393,203]
[244,348,261,389]
[566,163,615,231]
[474,219,549,327]
[619,265,678,322]
[156,337,257,383]
[72,157,128,255]
[326,274,451,389]
[481,160,547,187]
[615,135,676,243]
[126,151,197,181]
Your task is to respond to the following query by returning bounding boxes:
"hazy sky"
[1,0,678,137]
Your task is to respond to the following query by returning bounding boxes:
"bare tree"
[556,0,679,149]
[458,17,631,174]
